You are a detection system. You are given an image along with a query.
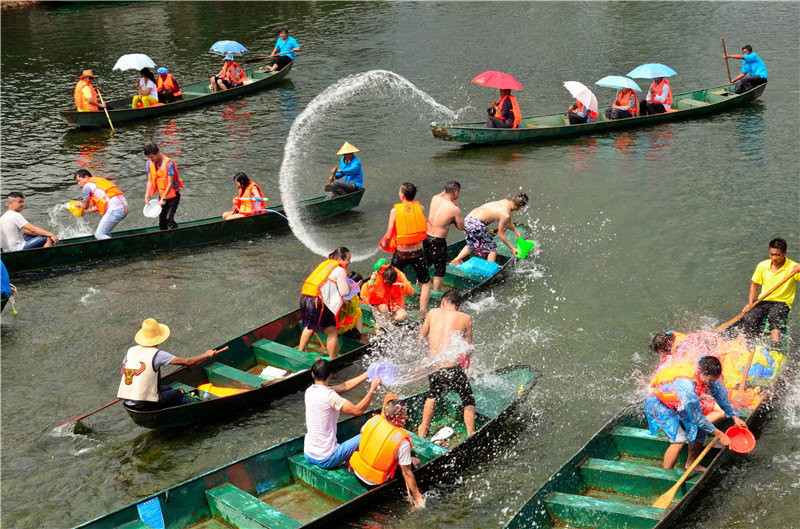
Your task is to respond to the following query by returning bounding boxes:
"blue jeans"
[95,206,127,239]
[22,235,48,249]
[304,434,362,469]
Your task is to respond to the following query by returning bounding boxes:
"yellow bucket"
[515,237,535,259]
[67,200,84,217]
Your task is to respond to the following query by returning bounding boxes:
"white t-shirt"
[304,384,347,460]
[0,209,29,251]
[321,266,348,314]
[138,77,158,99]
[353,436,412,486]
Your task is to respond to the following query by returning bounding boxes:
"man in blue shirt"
[725,44,768,94]
[327,142,364,197]
[268,27,300,72]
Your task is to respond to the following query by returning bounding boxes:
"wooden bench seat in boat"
[578,458,699,500]
[676,98,710,109]
[168,381,200,395]
[411,284,444,303]
[117,520,154,529]
[611,426,720,465]
[207,482,301,529]
[407,431,448,463]
[544,491,665,529]
[204,363,264,389]
[287,453,366,503]
[253,339,318,372]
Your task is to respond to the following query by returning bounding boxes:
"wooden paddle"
[95,87,114,133]
[714,270,799,332]
[243,50,294,64]
[53,346,228,430]
[652,438,719,509]
[721,38,732,84]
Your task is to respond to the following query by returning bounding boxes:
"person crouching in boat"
[118,318,216,411]
[360,264,414,331]
[486,88,521,129]
[156,67,182,103]
[74,170,128,240]
[726,44,768,94]
[132,68,159,109]
[327,142,364,198]
[642,77,672,115]
[210,53,246,92]
[567,99,597,125]
[304,359,379,470]
[350,398,425,507]
[298,247,354,359]
[645,355,746,471]
[604,88,638,120]
[222,172,266,220]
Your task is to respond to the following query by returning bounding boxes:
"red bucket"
[725,425,756,454]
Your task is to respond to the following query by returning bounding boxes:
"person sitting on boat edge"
[74,69,107,112]
[118,318,216,411]
[725,44,768,94]
[0,192,59,251]
[210,53,247,92]
[267,26,300,72]
[144,143,184,230]
[645,355,746,471]
[641,76,672,115]
[222,172,266,220]
[451,193,528,265]
[75,169,128,240]
[740,237,799,346]
[132,67,159,109]
[298,247,354,359]
[361,264,415,330]
[568,99,597,125]
[327,142,363,198]
[338,271,365,341]
[304,359,379,470]
[425,181,464,293]
[156,67,182,103]
[350,398,425,507]
[486,88,521,129]
[605,88,638,120]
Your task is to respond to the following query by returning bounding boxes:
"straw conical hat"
[337,142,359,155]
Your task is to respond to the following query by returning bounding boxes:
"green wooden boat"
[502,326,789,529]
[430,82,766,145]
[60,61,293,128]
[76,363,540,529]
[0,190,364,276]
[122,228,531,428]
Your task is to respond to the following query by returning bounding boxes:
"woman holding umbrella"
[626,63,677,116]
[472,71,523,129]
[132,68,159,108]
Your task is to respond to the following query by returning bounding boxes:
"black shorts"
[271,56,293,70]
[391,249,430,284]
[214,76,243,89]
[300,294,337,331]
[423,235,448,278]
[427,365,475,407]
[741,300,790,337]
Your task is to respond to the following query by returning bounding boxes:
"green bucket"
[515,238,535,259]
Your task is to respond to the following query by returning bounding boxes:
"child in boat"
[337,271,365,340]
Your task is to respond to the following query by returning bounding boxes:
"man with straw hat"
[117,318,216,411]
[327,142,364,198]
[74,70,107,112]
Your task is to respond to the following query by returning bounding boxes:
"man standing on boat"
[740,238,799,345]
[0,192,59,251]
[726,45,768,94]
[424,181,464,292]
[327,142,363,198]
[267,27,300,72]
[74,170,128,240]
[73,70,107,112]
[144,143,183,230]
[304,359,379,470]
[451,193,528,264]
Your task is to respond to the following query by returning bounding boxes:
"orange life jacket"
[651,79,672,106]
[301,259,341,298]
[156,73,182,97]
[87,176,125,216]
[74,79,98,112]
[394,202,427,246]
[614,90,639,116]
[494,94,522,128]
[365,265,407,310]
[349,414,412,485]
[148,154,184,200]
[575,100,598,120]
[234,182,265,216]
[649,361,707,408]
[219,61,246,84]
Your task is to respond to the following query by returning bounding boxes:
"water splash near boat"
[48,202,92,239]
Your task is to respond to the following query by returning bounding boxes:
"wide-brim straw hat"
[337,142,359,155]
[80,69,98,79]
[135,318,171,347]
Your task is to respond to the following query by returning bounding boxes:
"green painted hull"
[123,228,531,428]
[75,364,540,529]
[60,61,293,128]
[503,327,789,529]
[1,190,364,276]
[431,82,766,145]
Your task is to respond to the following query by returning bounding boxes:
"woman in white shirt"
[132,68,159,108]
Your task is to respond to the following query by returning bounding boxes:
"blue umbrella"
[626,63,677,79]
[595,75,642,92]
[209,40,249,56]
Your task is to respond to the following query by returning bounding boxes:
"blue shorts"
[304,434,361,469]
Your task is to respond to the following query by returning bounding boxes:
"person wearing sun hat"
[210,52,246,92]
[74,69,107,112]
[327,142,364,198]
[156,66,182,103]
[117,318,216,411]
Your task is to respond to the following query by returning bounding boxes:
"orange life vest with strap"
[148,154,184,200]
[87,176,125,216]
[349,414,412,485]
[575,100,598,120]
[234,182,265,216]
[157,73,182,97]
[220,61,246,84]
[614,90,639,116]
[649,360,707,408]
[393,202,427,246]
[74,79,98,112]
[301,259,341,299]
[366,265,407,310]
[494,94,522,128]
[651,79,672,106]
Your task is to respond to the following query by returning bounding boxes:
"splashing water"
[48,203,93,239]
[278,69,461,261]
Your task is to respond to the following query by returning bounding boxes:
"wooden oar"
[714,270,799,332]
[95,87,114,133]
[652,438,719,509]
[53,346,229,429]
[721,38,732,84]
[243,50,294,64]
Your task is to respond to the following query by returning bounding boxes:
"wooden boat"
[1,190,364,276]
[123,228,531,428]
[75,364,539,529]
[60,62,293,128]
[502,326,789,529]
[430,82,766,145]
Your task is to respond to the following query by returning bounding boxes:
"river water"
[1,2,798,528]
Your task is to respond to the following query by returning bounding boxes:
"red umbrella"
[471,71,522,90]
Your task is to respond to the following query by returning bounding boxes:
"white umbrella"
[112,53,156,72]
[563,81,598,113]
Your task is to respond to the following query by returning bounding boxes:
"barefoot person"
[451,193,528,264]
[360,264,414,329]
[424,181,464,292]
[417,290,475,438]
[222,172,265,220]
[0,192,58,251]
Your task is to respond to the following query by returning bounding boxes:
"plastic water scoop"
[143,199,162,218]
[515,237,535,259]
[725,425,756,454]
[67,200,85,217]
[367,360,398,386]
[374,258,387,272]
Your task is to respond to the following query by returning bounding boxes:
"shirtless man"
[417,290,475,438]
[452,193,528,264]
[423,181,465,292]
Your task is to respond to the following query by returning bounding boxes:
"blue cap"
[157,67,168,74]
[224,53,234,60]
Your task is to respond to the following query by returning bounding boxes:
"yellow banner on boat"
[197,383,247,397]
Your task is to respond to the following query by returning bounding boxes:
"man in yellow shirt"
[741,238,800,343]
